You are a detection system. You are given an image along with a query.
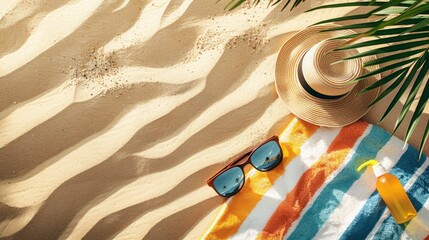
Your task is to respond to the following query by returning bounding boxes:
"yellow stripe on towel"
[202,118,319,240]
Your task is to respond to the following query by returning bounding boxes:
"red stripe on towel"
[258,121,368,239]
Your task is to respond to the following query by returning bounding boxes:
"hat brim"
[275,24,381,127]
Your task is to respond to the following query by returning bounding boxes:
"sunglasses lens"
[250,140,282,171]
[213,167,244,197]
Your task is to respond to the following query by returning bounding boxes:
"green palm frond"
[222,0,429,158]
[223,0,306,10]
[311,0,429,158]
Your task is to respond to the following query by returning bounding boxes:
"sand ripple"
[0,0,355,239]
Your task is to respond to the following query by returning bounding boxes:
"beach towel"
[202,117,429,240]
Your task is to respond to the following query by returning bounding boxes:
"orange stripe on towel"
[203,119,319,240]
[258,121,368,240]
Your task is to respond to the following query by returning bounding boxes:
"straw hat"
[275,24,381,127]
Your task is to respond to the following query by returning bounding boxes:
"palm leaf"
[368,0,411,15]
[331,26,429,40]
[354,58,416,81]
[394,51,429,132]
[401,18,429,34]
[419,120,429,159]
[337,32,429,50]
[404,69,429,145]
[320,20,384,32]
[291,0,304,9]
[378,55,426,123]
[280,0,292,10]
[311,0,429,156]
[224,0,306,10]
[307,1,412,12]
[339,40,429,61]
[225,0,246,10]
[363,48,426,67]
[359,68,408,93]
[368,70,408,107]
[362,3,429,37]
[312,13,372,26]
[222,0,429,157]
[322,17,428,32]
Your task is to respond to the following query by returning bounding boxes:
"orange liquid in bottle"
[376,173,417,224]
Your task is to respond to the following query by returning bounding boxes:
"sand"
[0,0,428,239]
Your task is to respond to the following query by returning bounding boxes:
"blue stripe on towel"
[287,126,391,240]
[340,145,423,240]
[372,156,429,240]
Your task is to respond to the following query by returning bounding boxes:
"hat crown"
[302,39,362,97]
[274,24,381,127]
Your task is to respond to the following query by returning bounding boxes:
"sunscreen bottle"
[357,160,417,224]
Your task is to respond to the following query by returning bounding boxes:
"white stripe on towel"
[314,136,406,239]
[231,127,341,240]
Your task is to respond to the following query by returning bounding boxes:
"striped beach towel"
[202,117,429,240]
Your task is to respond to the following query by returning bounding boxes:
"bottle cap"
[372,163,387,177]
[357,160,387,177]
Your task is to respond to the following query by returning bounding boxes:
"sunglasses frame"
[206,135,282,197]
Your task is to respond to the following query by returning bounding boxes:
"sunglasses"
[207,136,283,197]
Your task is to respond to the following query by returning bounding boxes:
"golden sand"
[0,0,428,239]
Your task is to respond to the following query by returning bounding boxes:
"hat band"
[298,58,347,100]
